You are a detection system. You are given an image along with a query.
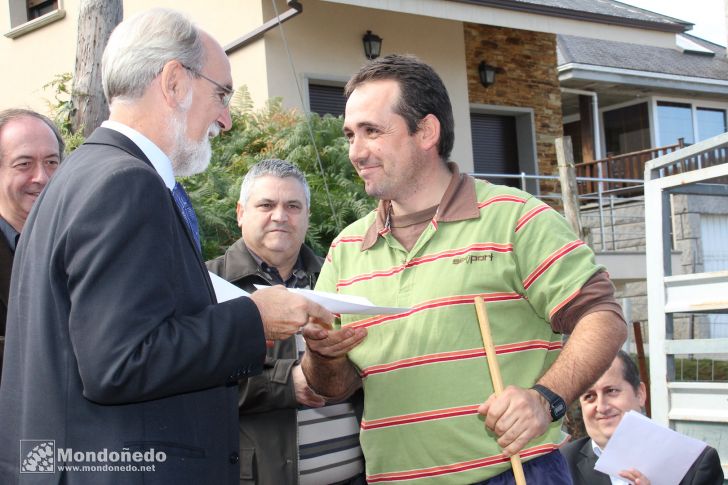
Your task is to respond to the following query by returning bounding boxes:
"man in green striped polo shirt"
[302,54,627,485]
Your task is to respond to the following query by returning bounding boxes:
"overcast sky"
[620,0,727,46]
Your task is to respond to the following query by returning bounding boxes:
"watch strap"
[531,384,567,422]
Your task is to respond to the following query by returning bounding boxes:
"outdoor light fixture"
[478,60,497,87]
[363,30,383,60]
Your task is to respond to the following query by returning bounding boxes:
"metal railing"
[470,172,644,251]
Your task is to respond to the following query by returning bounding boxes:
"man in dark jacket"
[0,10,331,484]
[561,350,723,485]
[207,159,364,485]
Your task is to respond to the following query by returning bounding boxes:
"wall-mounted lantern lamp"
[363,30,383,60]
[478,60,497,87]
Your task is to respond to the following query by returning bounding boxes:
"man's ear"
[159,60,191,108]
[417,114,441,152]
[236,201,244,228]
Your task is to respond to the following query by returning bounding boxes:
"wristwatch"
[531,384,567,422]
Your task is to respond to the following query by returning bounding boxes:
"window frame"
[469,104,539,194]
[5,0,64,39]
[651,96,728,147]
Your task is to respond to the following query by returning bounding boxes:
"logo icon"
[20,440,55,473]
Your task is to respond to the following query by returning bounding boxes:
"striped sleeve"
[513,196,602,323]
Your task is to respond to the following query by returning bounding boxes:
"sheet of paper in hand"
[252,284,410,315]
[209,271,250,302]
[595,410,707,485]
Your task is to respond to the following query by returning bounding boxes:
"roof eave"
[451,0,690,33]
[559,63,728,95]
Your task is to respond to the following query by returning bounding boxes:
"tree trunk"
[71,0,122,137]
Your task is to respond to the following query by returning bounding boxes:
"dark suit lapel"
[576,440,612,485]
[85,127,216,301]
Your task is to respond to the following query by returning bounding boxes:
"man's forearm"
[301,351,361,402]
[538,310,627,403]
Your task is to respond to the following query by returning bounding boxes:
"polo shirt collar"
[360,162,480,251]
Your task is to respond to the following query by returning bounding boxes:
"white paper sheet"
[209,271,250,302]
[594,410,707,484]
[253,284,410,315]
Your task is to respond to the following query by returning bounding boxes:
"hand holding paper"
[210,272,334,340]
[252,284,410,315]
[594,411,707,485]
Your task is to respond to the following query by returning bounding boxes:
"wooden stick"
[474,297,527,485]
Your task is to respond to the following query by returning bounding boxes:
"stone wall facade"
[464,23,563,194]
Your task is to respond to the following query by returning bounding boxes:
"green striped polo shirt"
[315,172,602,484]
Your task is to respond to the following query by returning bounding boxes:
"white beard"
[170,101,220,177]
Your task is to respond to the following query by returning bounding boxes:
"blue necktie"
[171,182,201,253]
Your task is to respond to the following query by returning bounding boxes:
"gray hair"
[101,8,205,103]
[0,108,65,162]
[239,159,310,208]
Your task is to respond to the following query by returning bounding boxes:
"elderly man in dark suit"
[0,108,64,383]
[0,8,332,485]
[561,351,723,485]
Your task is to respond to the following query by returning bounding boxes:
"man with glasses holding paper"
[207,158,364,485]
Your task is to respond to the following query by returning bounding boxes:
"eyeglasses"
[182,64,234,108]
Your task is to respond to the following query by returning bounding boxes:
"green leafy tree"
[44,73,85,153]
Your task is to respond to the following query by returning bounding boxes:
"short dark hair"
[615,350,642,393]
[0,108,65,163]
[345,54,454,161]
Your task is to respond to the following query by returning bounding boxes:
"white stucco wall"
[0,0,270,114]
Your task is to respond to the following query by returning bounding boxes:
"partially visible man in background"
[561,351,723,485]
[207,158,364,485]
[0,108,64,382]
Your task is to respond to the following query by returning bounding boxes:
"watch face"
[553,401,566,420]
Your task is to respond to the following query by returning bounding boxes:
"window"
[657,101,694,146]
[697,108,726,142]
[27,0,57,20]
[655,101,727,146]
[471,113,519,184]
[5,0,64,39]
[602,102,650,156]
[470,108,538,193]
[308,83,345,117]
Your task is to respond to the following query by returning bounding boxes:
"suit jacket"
[0,233,12,382]
[561,436,724,485]
[0,127,267,484]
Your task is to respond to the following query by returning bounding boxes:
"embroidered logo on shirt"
[452,253,494,264]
